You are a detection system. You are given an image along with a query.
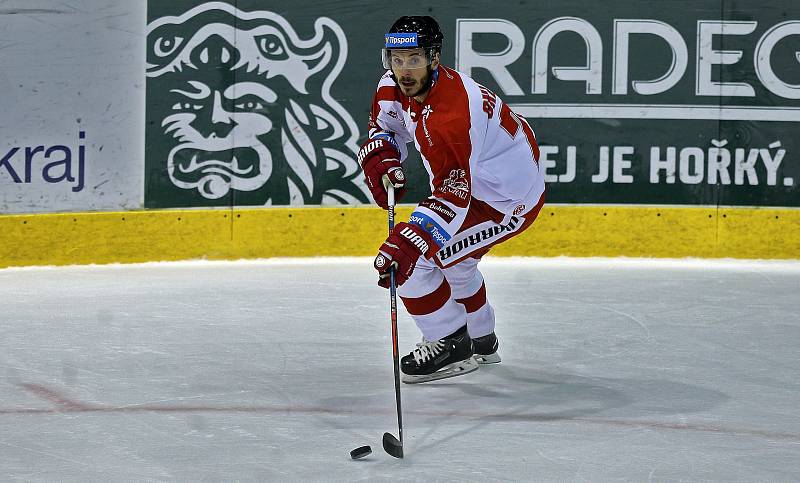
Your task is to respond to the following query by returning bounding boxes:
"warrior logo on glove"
[374,222,437,287]
[358,138,407,210]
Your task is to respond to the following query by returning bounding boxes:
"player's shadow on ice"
[405,363,729,454]
[318,363,729,457]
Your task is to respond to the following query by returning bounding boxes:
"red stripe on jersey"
[520,117,540,163]
[499,103,520,137]
[459,197,506,229]
[499,103,540,164]
[369,85,401,131]
[401,278,452,316]
[456,282,487,313]
[375,85,398,104]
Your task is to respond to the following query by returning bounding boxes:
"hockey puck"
[350,445,372,460]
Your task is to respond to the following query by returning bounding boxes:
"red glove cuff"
[358,138,407,209]
[358,138,400,168]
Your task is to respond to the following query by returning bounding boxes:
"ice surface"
[1,257,799,481]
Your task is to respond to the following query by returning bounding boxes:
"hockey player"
[358,16,546,383]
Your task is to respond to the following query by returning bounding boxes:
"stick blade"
[382,432,403,458]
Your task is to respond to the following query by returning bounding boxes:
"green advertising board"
[146,0,799,208]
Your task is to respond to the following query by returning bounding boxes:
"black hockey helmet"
[387,16,443,49]
[382,16,443,69]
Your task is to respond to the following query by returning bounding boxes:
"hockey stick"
[382,182,404,459]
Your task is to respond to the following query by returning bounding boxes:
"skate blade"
[401,358,479,384]
[474,352,501,364]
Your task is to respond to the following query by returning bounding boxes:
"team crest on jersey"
[441,169,469,200]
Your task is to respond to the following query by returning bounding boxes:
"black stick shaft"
[387,185,403,444]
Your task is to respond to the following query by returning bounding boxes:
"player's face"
[390,49,438,98]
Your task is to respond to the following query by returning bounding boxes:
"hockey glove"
[358,137,407,209]
[374,222,437,288]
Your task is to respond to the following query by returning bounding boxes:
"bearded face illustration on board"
[145,2,369,207]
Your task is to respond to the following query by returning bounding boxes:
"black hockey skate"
[472,332,501,364]
[401,325,478,384]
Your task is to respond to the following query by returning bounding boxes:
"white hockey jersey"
[368,65,545,249]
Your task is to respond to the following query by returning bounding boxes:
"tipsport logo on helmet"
[144,1,370,208]
[385,33,419,47]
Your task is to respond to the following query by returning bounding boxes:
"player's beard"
[398,67,434,99]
